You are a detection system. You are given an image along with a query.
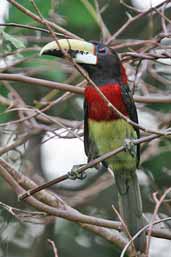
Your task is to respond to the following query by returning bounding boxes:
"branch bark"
[0,73,171,104]
[0,158,171,244]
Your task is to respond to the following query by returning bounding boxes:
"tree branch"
[0,158,171,244]
[19,130,171,200]
[0,73,171,104]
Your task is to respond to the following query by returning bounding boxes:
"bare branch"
[120,217,171,257]
[0,73,171,104]
[19,130,171,200]
[0,157,171,245]
[107,0,171,44]
[0,23,69,37]
[48,239,59,257]
[145,188,171,256]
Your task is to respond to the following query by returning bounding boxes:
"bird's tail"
[115,170,146,252]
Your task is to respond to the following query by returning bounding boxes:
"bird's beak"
[40,39,97,65]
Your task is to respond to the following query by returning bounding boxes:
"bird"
[40,39,146,252]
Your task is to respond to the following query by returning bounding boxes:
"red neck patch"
[85,83,128,121]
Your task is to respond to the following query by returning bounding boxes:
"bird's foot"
[124,138,136,157]
[68,164,87,180]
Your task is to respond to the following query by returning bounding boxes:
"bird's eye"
[98,47,107,55]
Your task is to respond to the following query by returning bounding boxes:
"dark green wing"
[83,99,89,157]
[84,100,107,166]
[120,84,140,166]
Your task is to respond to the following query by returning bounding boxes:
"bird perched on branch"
[40,39,146,252]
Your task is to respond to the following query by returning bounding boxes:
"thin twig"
[0,23,69,37]
[19,130,171,200]
[0,129,41,156]
[7,0,81,39]
[120,217,171,257]
[0,157,171,243]
[145,188,171,257]
[107,0,171,44]
[48,240,59,257]
[0,73,171,104]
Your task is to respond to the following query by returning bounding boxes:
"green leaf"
[7,0,51,25]
[1,30,25,49]
[0,84,8,98]
[58,0,96,28]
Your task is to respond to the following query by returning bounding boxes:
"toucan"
[40,39,146,252]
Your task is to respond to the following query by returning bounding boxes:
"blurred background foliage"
[0,0,171,257]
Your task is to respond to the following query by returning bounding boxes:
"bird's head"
[40,39,127,85]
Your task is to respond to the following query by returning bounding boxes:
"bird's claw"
[124,138,133,150]
[68,165,87,180]
[124,138,136,157]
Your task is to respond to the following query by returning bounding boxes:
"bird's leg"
[124,138,136,157]
[68,162,107,181]
[67,164,87,180]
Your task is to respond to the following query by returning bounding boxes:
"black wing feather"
[83,100,89,157]
[84,99,107,165]
[121,84,140,166]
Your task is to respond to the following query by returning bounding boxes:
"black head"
[40,39,123,85]
[81,41,122,84]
